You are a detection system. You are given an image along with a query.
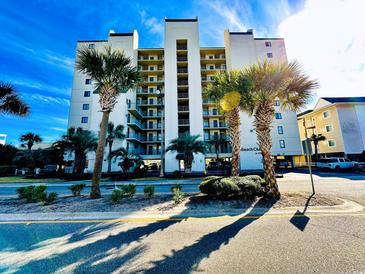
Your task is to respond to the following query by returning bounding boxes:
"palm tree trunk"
[75,152,84,174]
[254,103,280,198]
[227,107,240,176]
[90,111,110,199]
[184,153,193,173]
[107,141,113,173]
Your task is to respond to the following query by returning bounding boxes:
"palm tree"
[166,133,208,173]
[62,127,98,174]
[76,46,140,198]
[204,71,251,176]
[52,140,69,173]
[208,135,228,160]
[106,122,125,173]
[20,133,42,151]
[310,133,326,164]
[0,82,29,116]
[242,61,318,198]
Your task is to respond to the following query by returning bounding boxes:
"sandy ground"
[0,192,342,214]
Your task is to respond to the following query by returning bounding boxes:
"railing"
[178,93,189,98]
[127,119,145,129]
[137,100,163,106]
[204,122,227,128]
[138,56,164,61]
[177,56,188,62]
[201,55,226,60]
[202,99,217,104]
[138,66,164,71]
[136,88,164,95]
[177,45,187,50]
[178,80,189,86]
[143,112,162,117]
[178,119,190,125]
[202,77,214,82]
[177,67,188,73]
[203,111,222,116]
[141,78,164,83]
[178,105,189,111]
[201,66,226,71]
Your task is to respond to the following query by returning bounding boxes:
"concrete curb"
[0,198,362,222]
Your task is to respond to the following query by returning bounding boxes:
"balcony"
[202,99,217,105]
[203,110,223,117]
[201,55,226,60]
[201,65,226,71]
[178,119,190,126]
[136,88,164,96]
[204,122,227,129]
[177,45,187,50]
[127,103,144,118]
[137,100,163,107]
[177,56,188,62]
[177,79,189,86]
[140,78,164,84]
[177,67,188,74]
[127,119,145,131]
[178,105,189,112]
[138,66,164,72]
[178,93,189,99]
[127,148,161,156]
[138,55,164,61]
[201,77,214,83]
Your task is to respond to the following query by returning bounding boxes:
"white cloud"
[50,127,66,132]
[29,94,70,106]
[140,10,164,39]
[278,0,365,104]
[53,117,68,125]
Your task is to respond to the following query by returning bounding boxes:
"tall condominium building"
[68,18,302,174]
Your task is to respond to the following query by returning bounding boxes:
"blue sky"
[1,0,364,145]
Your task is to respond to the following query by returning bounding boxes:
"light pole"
[302,118,315,195]
[156,88,164,177]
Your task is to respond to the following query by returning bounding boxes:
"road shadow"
[289,193,315,231]
[1,195,277,273]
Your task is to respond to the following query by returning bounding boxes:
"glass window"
[81,117,88,123]
[277,126,284,134]
[88,44,95,49]
[275,113,282,119]
[274,100,280,106]
[328,140,336,147]
[265,41,272,47]
[149,77,154,82]
[84,91,91,97]
[85,79,92,85]
[149,98,154,105]
[149,87,154,93]
[267,52,273,58]
[82,104,89,110]
[279,140,285,148]
[209,65,214,70]
[323,111,330,118]
[325,125,333,132]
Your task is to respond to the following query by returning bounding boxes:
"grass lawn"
[0,176,66,184]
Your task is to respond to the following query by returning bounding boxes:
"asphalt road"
[0,171,364,273]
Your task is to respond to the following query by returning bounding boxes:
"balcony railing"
[138,66,164,71]
[177,67,188,73]
[203,111,222,116]
[178,93,189,99]
[127,148,162,156]
[204,122,227,128]
[141,78,164,83]
[138,56,164,61]
[177,80,189,86]
[137,100,163,106]
[201,55,226,60]
[178,119,190,125]
[202,99,217,104]
[178,106,189,112]
[136,88,164,95]
[177,45,187,50]
[201,66,226,71]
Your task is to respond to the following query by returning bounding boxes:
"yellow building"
[296,97,365,165]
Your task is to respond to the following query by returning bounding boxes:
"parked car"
[317,158,359,171]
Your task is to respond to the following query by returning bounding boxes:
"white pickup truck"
[317,158,359,171]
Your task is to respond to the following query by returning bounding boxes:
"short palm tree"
[242,61,318,198]
[76,46,140,198]
[52,140,69,173]
[0,82,29,116]
[106,122,125,173]
[166,133,208,173]
[208,135,228,160]
[204,70,251,176]
[62,127,98,174]
[310,133,326,164]
[20,133,42,151]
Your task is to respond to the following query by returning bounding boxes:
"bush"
[70,184,86,196]
[43,192,58,205]
[144,185,155,199]
[172,188,185,204]
[16,185,50,203]
[171,184,182,192]
[234,177,264,200]
[119,184,136,198]
[111,189,123,203]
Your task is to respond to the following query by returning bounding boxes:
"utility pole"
[303,118,315,195]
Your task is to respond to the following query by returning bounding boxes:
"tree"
[20,133,42,151]
[208,135,228,160]
[166,133,208,173]
[0,82,29,116]
[62,127,97,174]
[204,70,251,176]
[106,122,125,173]
[242,61,318,198]
[0,144,18,165]
[310,133,326,164]
[76,46,140,198]
[52,140,69,173]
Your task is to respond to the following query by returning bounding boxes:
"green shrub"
[199,177,239,198]
[43,192,58,205]
[144,185,155,199]
[17,185,48,203]
[234,177,263,199]
[111,189,123,203]
[199,176,223,196]
[172,188,185,204]
[244,175,265,186]
[119,184,136,198]
[70,184,86,196]
[171,183,182,192]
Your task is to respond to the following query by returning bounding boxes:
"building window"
[82,104,89,110]
[328,140,336,147]
[325,125,333,132]
[209,65,214,70]
[275,113,282,119]
[85,79,92,85]
[277,126,284,135]
[84,91,91,97]
[265,41,272,47]
[88,44,95,49]
[323,111,330,118]
[267,52,273,58]
[274,100,280,106]
[149,77,154,82]
[149,87,154,93]
[149,98,154,105]
[81,117,88,123]
[279,140,285,148]
[208,55,214,59]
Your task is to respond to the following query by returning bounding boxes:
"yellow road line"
[0,213,364,225]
